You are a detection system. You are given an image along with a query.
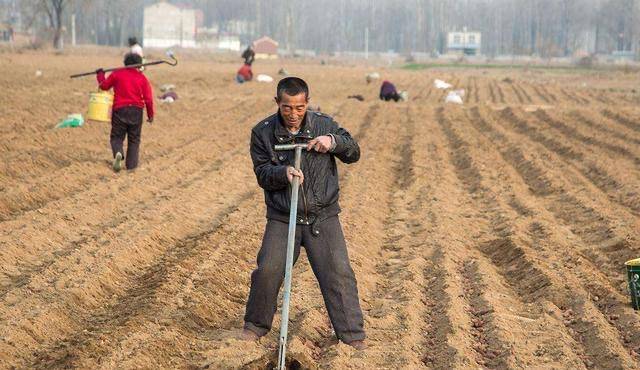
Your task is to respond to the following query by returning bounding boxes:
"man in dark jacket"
[242,45,255,65]
[242,77,366,349]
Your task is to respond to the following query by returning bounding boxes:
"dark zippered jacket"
[250,110,360,227]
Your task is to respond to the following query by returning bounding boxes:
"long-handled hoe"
[69,50,178,79]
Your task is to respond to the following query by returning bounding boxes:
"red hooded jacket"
[97,68,154,120]
[237,64,253,81]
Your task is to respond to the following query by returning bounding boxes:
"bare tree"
[8,0,640,59]
[40,0,67,49]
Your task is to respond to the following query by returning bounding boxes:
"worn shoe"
[113,152,123,172]
[239,328,260,341]
[345,340,367,350]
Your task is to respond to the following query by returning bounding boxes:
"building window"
[454,34,461,44]
[468,35,476,44]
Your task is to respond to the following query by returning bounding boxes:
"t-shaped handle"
[274,144,305,170]
[274,144,308,151]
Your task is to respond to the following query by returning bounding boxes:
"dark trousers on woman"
[380,92,401,102]
[110,106,143,170]
[244,216,366,343]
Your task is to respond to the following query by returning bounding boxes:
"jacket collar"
[274,109,315,144]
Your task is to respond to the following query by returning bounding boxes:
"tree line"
[3,0,639,58]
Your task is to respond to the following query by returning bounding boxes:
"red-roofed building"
[253,36,278,59]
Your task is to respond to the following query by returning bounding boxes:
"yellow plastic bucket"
[87,91,113,122]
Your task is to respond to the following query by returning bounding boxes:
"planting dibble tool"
[273,143,306,370]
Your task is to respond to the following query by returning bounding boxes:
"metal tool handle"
[69,54,178,79]
[277,145,303,370]
[274,143,308,151]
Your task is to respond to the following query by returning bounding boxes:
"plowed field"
[2,50,640,369]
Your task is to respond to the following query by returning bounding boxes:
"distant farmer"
[236,63,253,83]
[96,53,154,172]
[379,80,402,102]
[241,77,366,349]
[242,45,255,66]
[128,37,143,58]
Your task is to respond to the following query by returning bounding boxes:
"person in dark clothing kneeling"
[241,77,367,350]
[96,53,154,172]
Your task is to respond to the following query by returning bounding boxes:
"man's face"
[276,93,308,129]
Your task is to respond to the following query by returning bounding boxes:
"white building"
[143,2,196,48]
[447,29,482,56]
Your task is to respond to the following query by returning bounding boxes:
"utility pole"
[180,8,183,48]
[71,13,76,46]
[365,27,369,59]
[285,0,293,54]
[256,0,261,38]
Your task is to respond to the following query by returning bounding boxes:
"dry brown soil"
[2,49,640,369]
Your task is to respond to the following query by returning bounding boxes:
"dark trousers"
[110,106,143,170]
[381,92,401,102]
[244,216,365,343]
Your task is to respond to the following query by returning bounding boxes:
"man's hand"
[95,68,104,74]
[286,166,304,184]
[306,135,333,153]
[147,117,154,124]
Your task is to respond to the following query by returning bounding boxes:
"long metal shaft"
[69,56,178,79]
[277,145,303,370]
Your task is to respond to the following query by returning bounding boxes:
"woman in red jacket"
[96,53,154,172]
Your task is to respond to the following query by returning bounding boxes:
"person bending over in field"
[96,53,154,172]
[379,80,402,102]
[237,63,253,84]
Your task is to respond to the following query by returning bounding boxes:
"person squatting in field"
[96,53,154,172]
[237,63,253,83]
[241,77,367,350]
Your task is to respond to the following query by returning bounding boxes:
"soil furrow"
[531,84,551,104]
[456,106,640,368]
[472,76,480,103]
[539,85,558,102]
[561,88,586,104]
[488,82,497,103]
[437,107,547,368]
[533,109,640,165]
[500,108,640,215]
[494,81,505,103]
[0,99,270,222]
[603,109,640,134]
[571,111,640,147]
[510,83,525,104]
[26,191,255,368]
[0,150,239,300]
[473,107,637,281]
[517,84,534,103]
[467,106,640,366]
[0,158,257,368]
